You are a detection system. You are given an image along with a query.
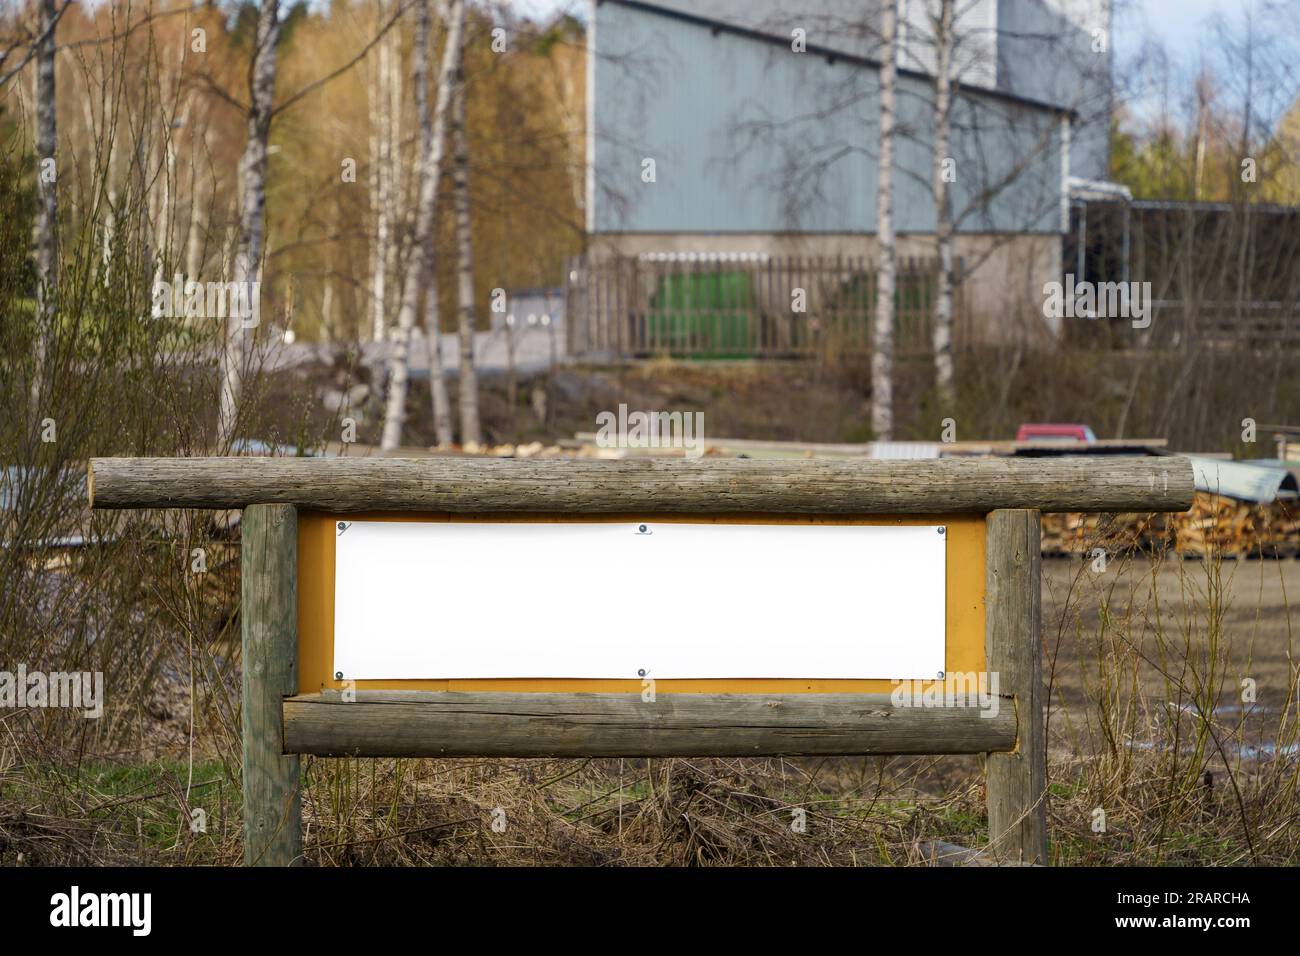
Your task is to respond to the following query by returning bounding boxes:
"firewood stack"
[1040,493,1300,558]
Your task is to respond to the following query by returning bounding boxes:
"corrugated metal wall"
[997,0,1111,182]
[898,0,998,88]
[592,0,1065,236]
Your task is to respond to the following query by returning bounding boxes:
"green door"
[647,270,753,358]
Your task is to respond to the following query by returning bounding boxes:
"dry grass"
[3,529,1295,867]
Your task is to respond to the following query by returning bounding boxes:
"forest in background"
[2,0,585,347]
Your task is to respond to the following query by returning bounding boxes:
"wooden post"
[241,503,302,866]
[985,508,1047,865]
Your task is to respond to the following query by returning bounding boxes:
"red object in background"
[1016,423,1098,442]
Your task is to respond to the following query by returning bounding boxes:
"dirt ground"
[1043,556,1296,693]
[1041,555,1297,754]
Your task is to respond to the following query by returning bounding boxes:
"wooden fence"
[1147,300,1299,349]
[1066,199,1300,349]
[87,455,1194,867]
[565,255,952,360]
[1061,298,1300,350]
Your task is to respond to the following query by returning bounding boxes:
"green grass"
[1,759,236,864]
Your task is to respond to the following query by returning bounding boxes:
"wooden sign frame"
[87,455,1196,868]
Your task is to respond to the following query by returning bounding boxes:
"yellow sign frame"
[296,511,986,696]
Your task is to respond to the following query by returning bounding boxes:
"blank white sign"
[333,521,946,680]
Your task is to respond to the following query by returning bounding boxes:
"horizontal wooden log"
[281,691,1017,757]
[89,455,1194,514]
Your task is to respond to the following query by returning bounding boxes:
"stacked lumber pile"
[1041,493,1300,558]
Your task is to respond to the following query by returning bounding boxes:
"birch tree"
[930,0,956,409]
[871,0,898,441]
[216,0,281,449]
[33,0,59,405]
[450,55,482,447]
[380,0,462,451]
[368,0,394,343]
[424,238,455,447]
[385,18,407,336]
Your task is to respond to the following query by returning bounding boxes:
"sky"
[499,0,584,23]
[1111,0,1300,128]
[1112,0,1227,60]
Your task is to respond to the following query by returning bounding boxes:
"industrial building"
[573,0,1118,356]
